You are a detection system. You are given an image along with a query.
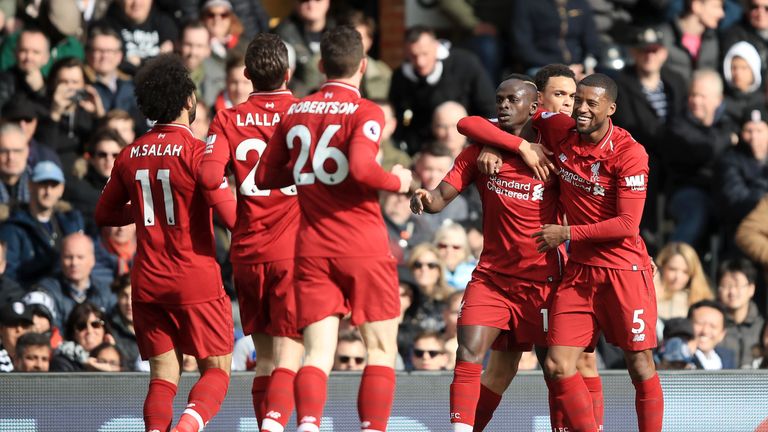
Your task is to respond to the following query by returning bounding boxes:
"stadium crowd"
[0,0,765,386]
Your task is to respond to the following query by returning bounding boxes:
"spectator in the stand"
[656,336,697,369]
[218,0,270,40]
[64,129,127,236]
[342,10,391,100]
[0,299,33,372]
[0,29,51,111]
[374,100,411,171]
[431,101,468,160]
[0,241,23,310]
[664,69,737,249]
[0,1,85,75]
[87,341,123,372]
[510,0,600,79]
[441,290,463,370]
[0,161,84,285]
[274,0,332,97]
[213,54,249,113]
[434,223,476,290]
[332,330,367,371]
[13,332,50,372]
[662,316,699,355]
[85,26,145,134]
[407,243,453,334]
[659,0,724,84]
[396,267,421,361]
[688,299,737,369]
[21,290,62,349]
[716,259,765,368]
[655,242,713,320]
[179,20,224,109]
[382,190,434,264]
[50,301,114,372]
[102,109,136,145]
[413,145,469,230]
[721,0,768,76]
[613,26,688,249]
[93,224,136,285]
[736,196,768,291]
[715,109,768,254]
[722,42,765,125]
[389,26,495,154]
[410,330,449,371]
[463,219,483,259]
[37,233,113,329]
[201,0,247,71]
[107,274,138,370]
[2,99,62,169]
[752,322,768,368]
[35,58,104,171]
[0,123,30,208]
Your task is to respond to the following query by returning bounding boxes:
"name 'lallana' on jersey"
[286,100,359,115]
[236,112,280,127]
[129,143,183,158]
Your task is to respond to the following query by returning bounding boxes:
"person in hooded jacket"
[722,41,766,126]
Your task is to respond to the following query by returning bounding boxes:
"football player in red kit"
[411,75,563,432]
[458,73,663,432]
[196,34,303,432]
[95,54,236,432]
[256,26,412,432]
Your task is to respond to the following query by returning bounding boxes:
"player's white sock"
[361,429,384,432]
[453,423,474,432]
[296,423,320,432]
[261,418,285,432]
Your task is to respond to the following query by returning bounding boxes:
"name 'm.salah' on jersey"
[202,90,298,264]
[98,123,226,304]
[260,81,402,258]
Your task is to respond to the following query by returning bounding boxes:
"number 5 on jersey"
[287,124,349,185]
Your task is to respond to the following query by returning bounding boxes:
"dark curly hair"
[534,64,576,93]
[134,54,196,123]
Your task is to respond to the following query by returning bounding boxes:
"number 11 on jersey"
[136,168,176,226]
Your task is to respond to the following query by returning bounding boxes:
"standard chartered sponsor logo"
[558,167,593,193]
[486,176,544,201]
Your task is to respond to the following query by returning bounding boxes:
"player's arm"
[458,115,555,180]
[412,144,477,214]
[203,178,236,231]
[349,106,410,192]
[255,121,294,189]
[197,113,231,191]
[95,162,134,227]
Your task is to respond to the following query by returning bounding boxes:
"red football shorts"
[458,266,555,352]
[133,295,234,360]
[294,255,399,329]
[547,261,658,351]
[233,260,300,338]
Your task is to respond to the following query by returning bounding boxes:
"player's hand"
[519,140,555,181]
[477,145,502,175]
[391,164,413,194]
[410,188,432,215]
[532,224,569,253]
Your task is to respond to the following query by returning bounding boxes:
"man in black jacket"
[0,29,51,112]
[389,25,495,155]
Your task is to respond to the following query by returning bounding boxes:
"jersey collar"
[574,118,615,159]
[248,89,293,98]
[321,81,361,97]
[153,123,194,136]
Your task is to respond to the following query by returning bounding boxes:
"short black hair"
[419,142,453,159]
[245,33,289,91]
[48,57,85,98]
[717,258,757,285]
[687,299,727,322]
[579,73,618,103]
[64,302,111,342]
[110,273,132,295]
[534,64,576,92]
[179,19,207,39]
[134,54,196,123]
[87,128,128,155]
[15,332,50,359]
[503,73,535,85]
[86,26,123,51]
[404,25,435,44]
[320,26,364,79]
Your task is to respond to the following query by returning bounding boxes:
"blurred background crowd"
[0,0,767,376]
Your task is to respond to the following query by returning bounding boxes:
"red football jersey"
[443,144,562,282]
[532,112,651,270]
[98,123,225,304]
[202,90,299,264]
[260,81,401,257]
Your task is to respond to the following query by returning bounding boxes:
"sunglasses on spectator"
[437,243,462,251]
[95,151,120,159]
[204,10,231,19]
[412,261,439,270]
[413,349,444,359]
[338,355,365,365]
[76,319,105,331]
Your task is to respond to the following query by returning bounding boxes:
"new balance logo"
[266,102,275,108]
[266,411,282,419]
[158,133,166,139]
[361,421,371,428]
[324,92,333,98]
[633,334,646,342]
[624,175,645,191]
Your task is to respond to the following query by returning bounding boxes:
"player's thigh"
[295,257,346,330]
[482,349,523,393]
[594,268,658,352]
[458,269,515,330]
[132,301,178,361]
[508,278,554,349]
[331,255,400,326]
[273,335,304,372]
[252,332,274,363]
[233,262,270,337]
[359,317,400,366]
[265,259,302,339]
[547,263,599,349]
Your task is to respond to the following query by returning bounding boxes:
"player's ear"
[607,102,616,117]
[284,68,291,86]
[243,67,251,81]
[359,56,368,76]
[530,100,538,116]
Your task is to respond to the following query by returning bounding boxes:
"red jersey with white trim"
[260,81,401,258]
[203,91,298,263]
[99,123,224,304]
[443,144,562,282]
[533,112,651,270]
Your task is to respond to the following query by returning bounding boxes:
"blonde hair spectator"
[655,242,713,320]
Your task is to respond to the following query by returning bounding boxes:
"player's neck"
[326,76,361,90]
[170,110,190,127]
[252,84,288,94]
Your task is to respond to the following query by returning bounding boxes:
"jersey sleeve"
[256,120,294,189]
[202,177,236,230]
[94,160,134,227]
[615,143,649,200]
[198,112,231,191]
[531,111,576,152]
[442,145,480,193]
[347,104,401,192]
[457,116,524,152]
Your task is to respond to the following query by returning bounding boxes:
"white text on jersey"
[130,143,182,158]
[287,101,359,115]
[236,112,280,127]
